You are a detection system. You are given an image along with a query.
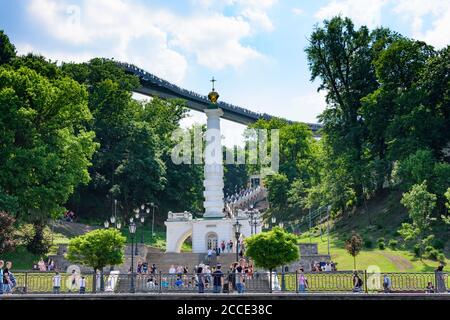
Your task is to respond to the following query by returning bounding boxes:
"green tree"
[64,60,170,220]
[305,17,397,204]
[244,227,299,272]
[0,66,98,253]
[0,31,16,65]
[445,188,450,210]
[264,173,290,219]
[0,211,17,254]
[399,181,437,257]
[67,228,126,289]
[345,232,363,270]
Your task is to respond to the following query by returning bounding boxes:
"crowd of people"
[0,257,447,295]
[63,210,75,222]
[310,261,337,272]
[140,258,256,294]
[0,260,17,295]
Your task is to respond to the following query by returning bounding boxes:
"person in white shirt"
[146,277,157,290]
[53,272,62,294]
[325,262,332,272]
[79,276,86,294]
[169,265,176,274]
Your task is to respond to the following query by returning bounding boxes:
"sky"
[1,0,449,146]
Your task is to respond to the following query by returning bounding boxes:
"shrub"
[414,244,420,257]
[388,239,398,250]
[377,237,385,250]
[427,249,440,260]
[425,245,435,253]
[437,253,446,264]
[364,239,373,249]
[413,244,421,257]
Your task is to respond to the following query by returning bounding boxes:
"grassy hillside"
[299,189,449,272]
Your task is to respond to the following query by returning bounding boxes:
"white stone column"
[203,108,225,218]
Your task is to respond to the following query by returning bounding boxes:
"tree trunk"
[353,256,356,271]
[27,222,48,255]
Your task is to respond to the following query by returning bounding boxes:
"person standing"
[79,276,86,294]
[207,249,213,263]
[53,272,62,294]
[221,241,226,253]
[169,265,176,274]
[38,258,46,272]
[235,259,246,294]
[212,264,224,293]
[0,260,4,295]
[197,266,205,293]
[383,274,392,293]
[435,265,447,293]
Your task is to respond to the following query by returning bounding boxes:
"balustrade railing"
[4,270,448,295]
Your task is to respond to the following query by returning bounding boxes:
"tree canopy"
[244,227,299,271]
[67,228,126,271]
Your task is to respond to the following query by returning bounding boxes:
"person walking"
[352,272,363,293]
[212,264,224,293]
[69,269,79,292]
[53,272,62,294]
[297,268,308,293]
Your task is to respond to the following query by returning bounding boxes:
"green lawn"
[298,233,449,272]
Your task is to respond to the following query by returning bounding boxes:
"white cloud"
[393,0,450,48]
[191,0,277,31]
[165,14,262,70]
[315,0,389,28]
[292,8,304,16]
[26,0,274,81]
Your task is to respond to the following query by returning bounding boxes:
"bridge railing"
[115,61,323,131]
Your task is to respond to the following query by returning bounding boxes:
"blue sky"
[1,0,449,146]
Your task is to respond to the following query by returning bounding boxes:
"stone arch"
[174,229,193,253]
[165,221,193,253]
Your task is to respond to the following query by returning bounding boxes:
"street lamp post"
[129,222,136,293]
[327,205,331,256]
[150,203,157,238]
[140,215,145,244]
[233,220,242,262]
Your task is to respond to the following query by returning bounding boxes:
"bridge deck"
[117,62,322,132]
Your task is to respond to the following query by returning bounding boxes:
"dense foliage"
[67,228,126,271]
[0,211,17,254]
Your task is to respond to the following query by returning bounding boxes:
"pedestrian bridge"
[116,61,322,133]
